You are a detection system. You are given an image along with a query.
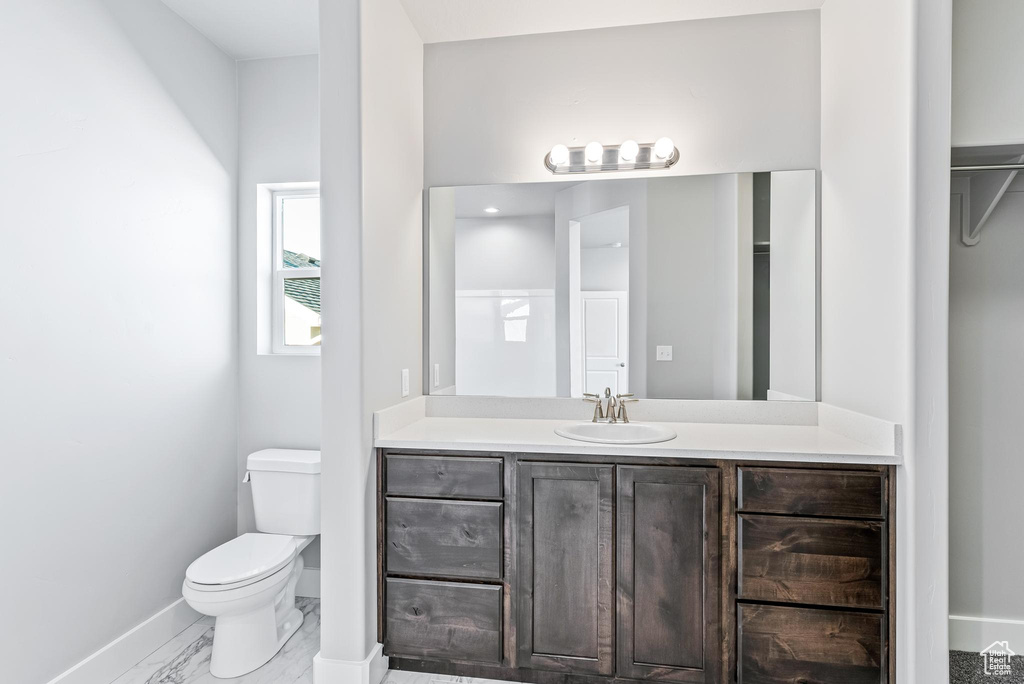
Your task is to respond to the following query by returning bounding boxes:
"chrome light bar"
[544,139,680,174]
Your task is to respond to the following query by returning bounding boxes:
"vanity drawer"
[738,514,884,609]
[738,603,884,684]
[386,454,503,498]
[386,498,503,579]
[738,467,885,519]
[385,578,503,664]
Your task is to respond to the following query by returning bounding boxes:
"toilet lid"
[186,533,299,587]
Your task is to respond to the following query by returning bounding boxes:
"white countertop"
[374,414,902,465]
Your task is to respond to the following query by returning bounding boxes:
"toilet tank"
[246,449,321,535]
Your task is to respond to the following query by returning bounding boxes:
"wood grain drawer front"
[738,514,884,609]
[386,498,503,580]
[385,578,502,664]
[738,604,884,684]
[738,467,885,518]
[386,454,503,498]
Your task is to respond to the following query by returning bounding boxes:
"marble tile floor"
[118,632,1014,684]
[109,598,320,684]
[382,670,518,684]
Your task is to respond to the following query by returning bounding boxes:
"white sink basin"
[555,421,677,445]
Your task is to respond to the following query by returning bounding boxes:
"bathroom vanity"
[374,402,899,684]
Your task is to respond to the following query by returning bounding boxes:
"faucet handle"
[583,393,604,422]
[616,394,638,423]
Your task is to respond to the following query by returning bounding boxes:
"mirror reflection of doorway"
[570,206,630,396]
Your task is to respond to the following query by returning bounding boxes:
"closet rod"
[951,162,1024,172]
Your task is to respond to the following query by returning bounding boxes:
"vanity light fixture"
[619,140,639,162]
[545,138,679,174]
[653,137,675,160]
[549,144,570,166]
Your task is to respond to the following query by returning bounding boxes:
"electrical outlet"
[433,363,440,387]
[401,368,410,397]
[656,345,673,361]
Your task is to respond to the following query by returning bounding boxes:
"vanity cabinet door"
[517,462,614,675]
[617,466,721,684]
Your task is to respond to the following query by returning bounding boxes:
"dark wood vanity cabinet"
[378,450,894,684]
[735,467,894,684]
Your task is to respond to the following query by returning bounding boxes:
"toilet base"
[208,556,305,679]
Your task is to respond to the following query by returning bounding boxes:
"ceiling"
[454,183,568,219]
[399,0,825,44]
[159,0,318,60]
[157,0,823,59]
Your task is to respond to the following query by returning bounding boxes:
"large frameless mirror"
[427,171,818,401]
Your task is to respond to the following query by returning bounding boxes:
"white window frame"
[271,188,321,355]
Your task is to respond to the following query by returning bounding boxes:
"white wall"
[424,11,820,188]
[0,1,238,681]
[454,216,557,396]
[951,0,1024,147]
[646,176,720,398]
[428,188,457,392]
[581,248,629,291]
[949,182,1024,629]
[821,1,951,682]
[455,216,556,290]
[319,0,423,670]
[912,0,952,675]
[769,169,817,401]
[820,2,912,425]
[556,181,649,398]
[236,55,322,567]
[949,0,1022,650]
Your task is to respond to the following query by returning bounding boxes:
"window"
[272,188,321,353]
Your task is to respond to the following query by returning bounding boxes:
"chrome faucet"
[584,387,636,423]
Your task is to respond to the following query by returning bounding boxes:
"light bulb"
[654,137,675,160]
[549,144,570,166]
[484,207,499,214]
[585,141,604,163]
[619,140,639,162]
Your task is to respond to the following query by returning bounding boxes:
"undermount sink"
[555,421,677,445]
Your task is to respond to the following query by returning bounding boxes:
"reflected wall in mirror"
[427,171,818,401]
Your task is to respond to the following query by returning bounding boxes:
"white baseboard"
[314,643,388,684]
[297,567,321,598]
[46,598,200,684]
[950,615,1024,652]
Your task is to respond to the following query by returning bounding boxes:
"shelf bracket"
[954,154,1023,246]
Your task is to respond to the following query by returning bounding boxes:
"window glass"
[283,277,321,346]
[281,196,321,268]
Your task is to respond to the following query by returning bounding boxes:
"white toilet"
[182,449,320,679]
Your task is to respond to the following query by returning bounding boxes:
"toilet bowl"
[183,533,313,678]
[183,449,321,679]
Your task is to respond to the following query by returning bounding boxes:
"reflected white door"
[581,291,628,395]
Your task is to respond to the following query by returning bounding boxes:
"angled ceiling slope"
[159,0,318,60]
[399,0,825,44]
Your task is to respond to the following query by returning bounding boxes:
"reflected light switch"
[656,346,673,361]
[402,368,410,397]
